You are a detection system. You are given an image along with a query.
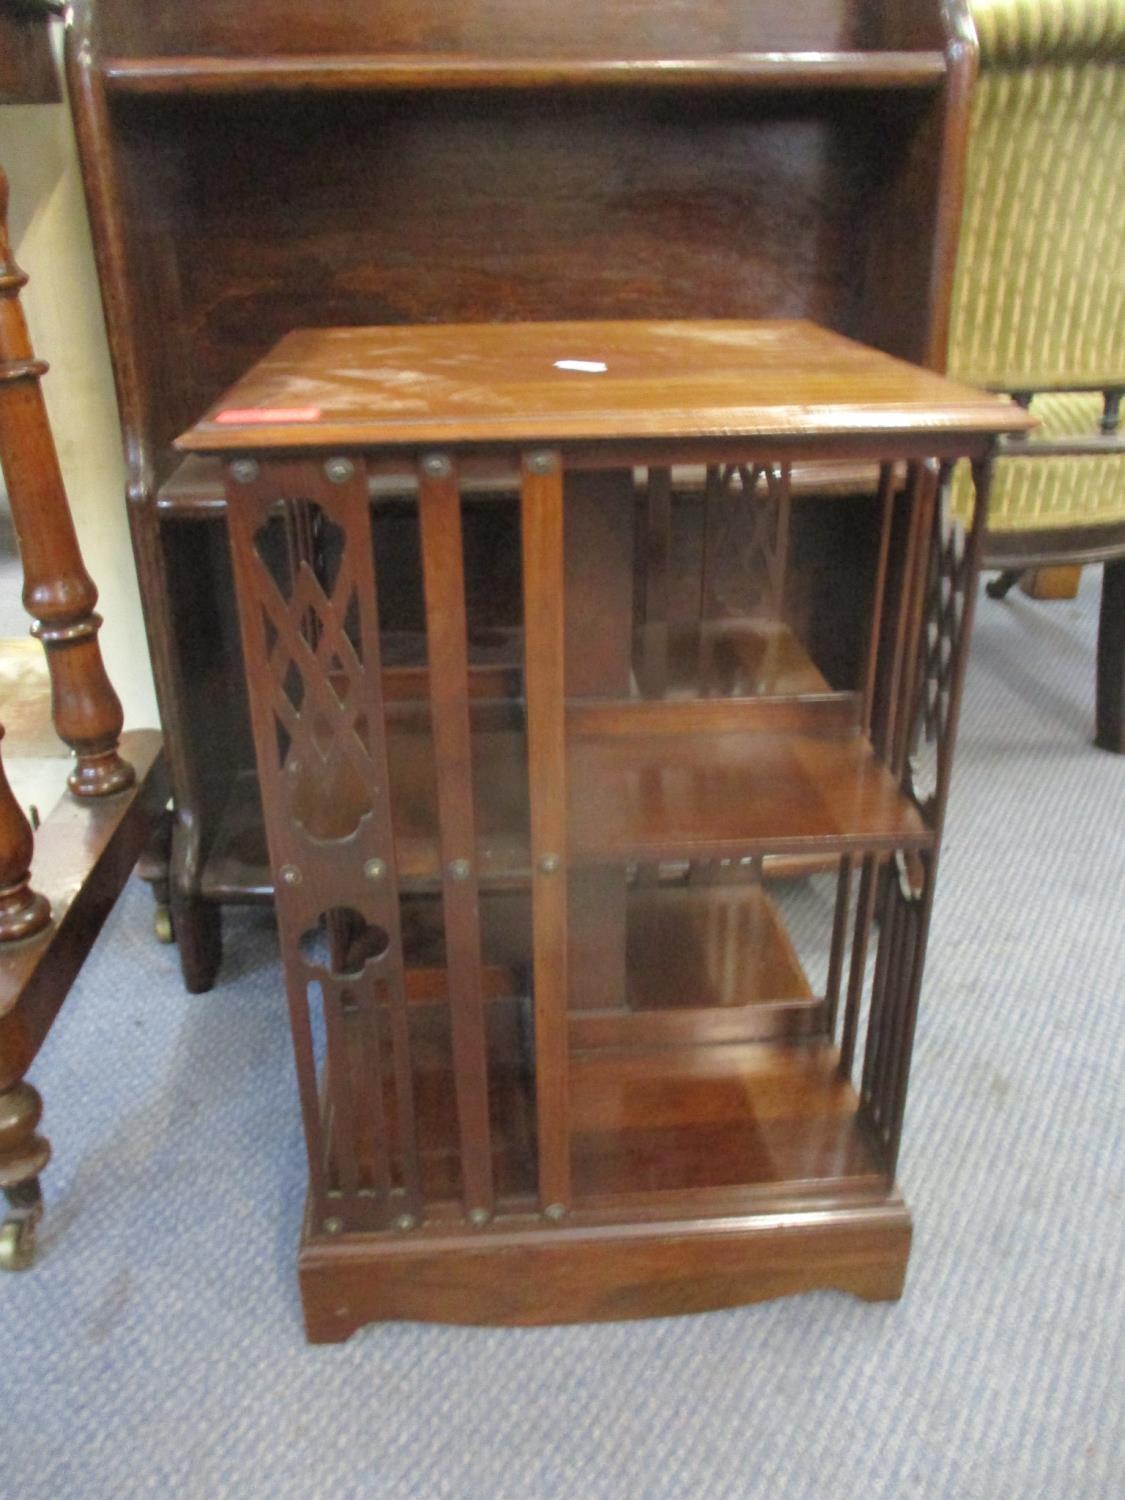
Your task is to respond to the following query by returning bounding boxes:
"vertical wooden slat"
[892,462,940,779]
[417,453,494,1219]
[838,852,876,1080]
[520,449,572,1213]
[861,864,902,1110]
[766,463,791,616]
[695,464,724,690]
[861,462,897,736]
[640,466,672,698]
[885,857,936,1179]
[339,463,422,1211]
[321,978,360,1196]
[823,854,853,1038]
[565,470,635,1009]
[876,462,928,764]
[930,459,990,838]
[355,990,392,1197]
[871,878,912,1133]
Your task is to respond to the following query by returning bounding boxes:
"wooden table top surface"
[177,319,1036,452]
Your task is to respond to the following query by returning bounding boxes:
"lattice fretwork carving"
[252,501,373,842]
[700,462,792,621]
[906,495,974,818]
[225,459,420,1229]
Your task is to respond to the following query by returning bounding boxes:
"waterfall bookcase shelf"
[176,318,1032,1339]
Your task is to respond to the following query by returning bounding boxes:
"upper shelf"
[568,724,931,864]
[101,51,949,97]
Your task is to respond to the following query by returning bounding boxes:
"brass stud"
[527,451,556,475]
[364,857,386,881]
[280,864,301,886]
[543,1202,566,1222]
[448,858,471,882]
[468,1207,491,1229]
[422,453,452,479]
[325,457,354,484]
[323,1216,344,1236]
[394,1213,417,1234]
[538,853,561,875]
[230,459,259,485]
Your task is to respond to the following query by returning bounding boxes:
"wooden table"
[178,318,1032,1341]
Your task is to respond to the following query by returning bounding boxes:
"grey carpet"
[2,574,1122,1499]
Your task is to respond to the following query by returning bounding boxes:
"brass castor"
[154,904,175,944]
[0,1182,43,1272]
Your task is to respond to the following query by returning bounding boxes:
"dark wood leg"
[0,1081,50,1271]
[170,883,222,994]
[168,806,222,991]
[1095,557,1125,754]
[985,567,1025,600]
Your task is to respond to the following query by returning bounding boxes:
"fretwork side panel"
[636,463,797,702]
[836,459,992,1178]
[223,456,424,1234]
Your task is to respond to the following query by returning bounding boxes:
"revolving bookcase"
[68,0,981,993]
[177,319,1032,1341]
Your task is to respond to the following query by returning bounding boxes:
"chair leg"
[985,568,1026,600]
[1094,557,1125,754]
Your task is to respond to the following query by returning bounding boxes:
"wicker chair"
[948,0,1125,751]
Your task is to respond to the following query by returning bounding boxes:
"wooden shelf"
[571,1038,884,1205]
[568,725,930,864]
[323,1006,882,1218]
[103,51,947,98]
[203,709,923,901]
[571,881,821,1050]
[634,617,830,700]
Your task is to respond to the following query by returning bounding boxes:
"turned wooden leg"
[985,567,1025,600]
[1095,557,1125,754]
[0,723,50,944]
[0,1081,50,1271]
[0,166,133,800]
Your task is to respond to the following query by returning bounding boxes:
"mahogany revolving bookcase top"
[178,319,1032,1341]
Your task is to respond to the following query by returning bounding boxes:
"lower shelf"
[324,1001,884,1219]
[570,1038,884,1206]
[570,880,822,1049]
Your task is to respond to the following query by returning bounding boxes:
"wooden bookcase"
[67,0,980,991]
[177,319,1032,1339]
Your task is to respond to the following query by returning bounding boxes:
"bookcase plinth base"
[298,1197,912,1343]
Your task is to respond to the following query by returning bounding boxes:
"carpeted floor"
[2,574,1122,1499]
